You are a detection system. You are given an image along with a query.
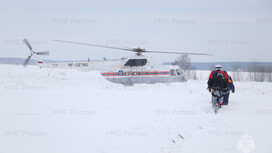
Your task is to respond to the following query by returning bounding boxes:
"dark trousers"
[223,92,230,105]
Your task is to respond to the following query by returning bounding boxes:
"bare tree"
[173,54,197,80]
[268,73,272,82]
[173,54,191,71]
[232,63,244,82]
[248,62,272,82]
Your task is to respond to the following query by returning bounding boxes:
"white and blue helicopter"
[23,39,211,85]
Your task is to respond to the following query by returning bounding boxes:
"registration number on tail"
[68,63,88,67]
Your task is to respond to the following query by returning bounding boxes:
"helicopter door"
[170,69,177,76]
[108,71,115,82]
[138,68,144,83]
[153,70,158,77]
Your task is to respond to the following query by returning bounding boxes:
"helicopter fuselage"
[37,55,186,85]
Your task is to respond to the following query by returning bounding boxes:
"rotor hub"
[133,48,146,56]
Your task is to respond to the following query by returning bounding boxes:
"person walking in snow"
[207,65,229,107]
[223,75,235,105]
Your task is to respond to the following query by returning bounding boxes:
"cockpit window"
[124,59,147,67]
[176,69,182,75]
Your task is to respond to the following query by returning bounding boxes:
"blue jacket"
[228,76,235,92]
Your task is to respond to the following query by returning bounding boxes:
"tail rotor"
[23,38,49,67]
[23,55,32,67]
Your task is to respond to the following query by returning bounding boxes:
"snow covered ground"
[0,64,271,153]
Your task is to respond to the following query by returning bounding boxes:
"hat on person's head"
[215,64,222,70]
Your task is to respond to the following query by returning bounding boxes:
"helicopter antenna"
[52,39,213,56]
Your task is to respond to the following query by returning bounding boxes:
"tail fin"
[23,38,49,67]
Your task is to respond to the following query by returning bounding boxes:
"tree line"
[173,55,272,82]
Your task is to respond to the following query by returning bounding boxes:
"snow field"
[0,64,271,153]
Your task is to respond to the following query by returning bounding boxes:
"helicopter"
[23,39,212,85]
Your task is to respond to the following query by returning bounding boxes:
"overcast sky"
[0,0,271,62]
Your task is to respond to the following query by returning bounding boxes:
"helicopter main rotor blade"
[24,55,32,67]
[52,39,213,56]
[144,50,213,56]
[23,39,33,50]
[52,39,133,52]
[36,51,49,55]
